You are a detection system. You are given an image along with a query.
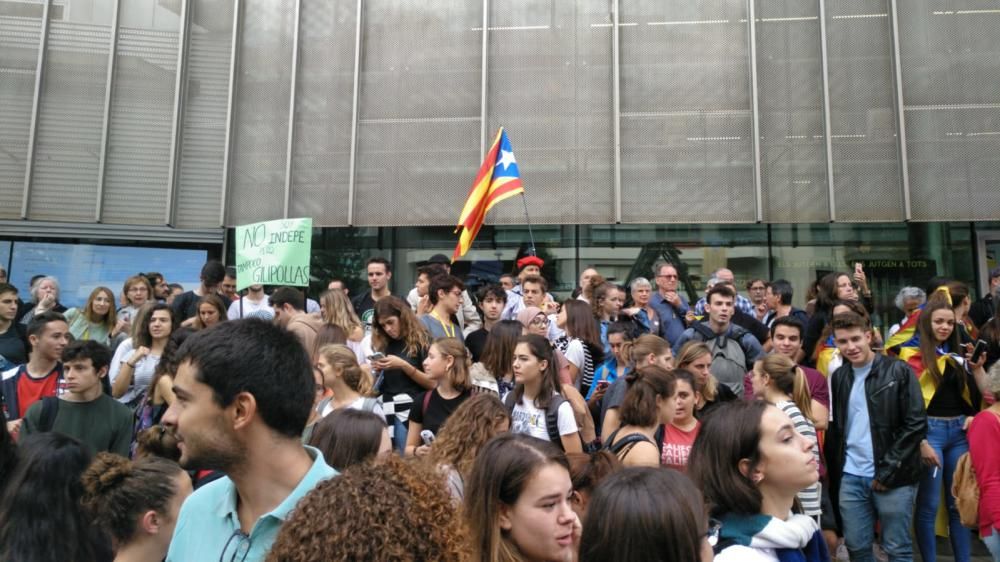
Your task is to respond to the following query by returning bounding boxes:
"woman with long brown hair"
[470,319,523,397]
[64,286,119,346]
[554,299,604,391]
[603,365,676,467]
[371,296,432,452]
[405,338,473,457]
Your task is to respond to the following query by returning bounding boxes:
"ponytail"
[619,365,676,428]
[757,354,813,421]
[790,367,813,422]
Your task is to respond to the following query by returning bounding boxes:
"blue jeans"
[984,528,1000,562]
[392,416,408,454]
[839,473,917,562]
[915,416,972,562]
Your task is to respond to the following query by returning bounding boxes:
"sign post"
[234,218,313,291]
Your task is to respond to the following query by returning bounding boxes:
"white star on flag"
[498,149,517,171]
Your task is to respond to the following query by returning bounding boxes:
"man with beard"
[162,319,336,562]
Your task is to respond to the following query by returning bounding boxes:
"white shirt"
[226,294,270,320]
[320,395,385,419]
[109,337,160,405]
[510,393,578,443]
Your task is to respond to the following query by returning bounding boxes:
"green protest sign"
[235,218,313,291]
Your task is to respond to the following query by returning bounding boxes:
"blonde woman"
[64,287,119,346]
[315,344,380,417]
[320,289,366,361]
[675,341,737,419]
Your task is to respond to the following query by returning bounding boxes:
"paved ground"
[936,535,993,561]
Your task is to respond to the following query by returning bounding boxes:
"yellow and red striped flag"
[452,128,524,261]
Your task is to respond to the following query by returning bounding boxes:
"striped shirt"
[776,400,822,517]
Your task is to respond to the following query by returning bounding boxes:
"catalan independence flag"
[452,128,524,262]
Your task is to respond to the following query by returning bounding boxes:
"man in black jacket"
[969,266,1000,330]
[825,312,926,562]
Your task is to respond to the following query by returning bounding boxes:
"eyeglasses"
[706,518,722,547]
[530,316,550,326]
[220,530,252,562]
[657,274,678,279]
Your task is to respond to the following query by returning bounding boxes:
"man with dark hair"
[970,266,1000,329]
[420,275,465,342]
[746,278,770,321]
[2,311,69,433]
[162,319,336,561]
[761,279,808,328]
[21,340,131,456]
[172,260,227,322]
[352,257,392,335]
[145,272,170,301]
[221,267,238,302]
[327,278,348,296]
[465,284,507,362]
[0,283,28,368]
[271,287,323,358]
[407,254,481,334]
[672,284,763,395]
[499,273,515,291]
[409,263,448,315]
[826,312,925,562]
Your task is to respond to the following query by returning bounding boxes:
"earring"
[753,474,763,484]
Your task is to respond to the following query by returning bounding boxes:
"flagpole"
[519,191,536,255]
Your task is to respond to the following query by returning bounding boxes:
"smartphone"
[854,262,863,275]
[367,352,385,362]
[971,339,988,363]
[420,429,436,446]
[596,381,610,391]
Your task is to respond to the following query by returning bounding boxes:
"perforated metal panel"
[102,1,181,225]
[825,0,904,221]
[226,0,293,225]
[174,0,233,228]
[353,0,482,226]
[29,16,112,222]
[0,3,43,219]
[289,0,355,226]
[755,0,828,223]
[619,0,755,223]
[486,0,615,226]
[898,3,1000,221]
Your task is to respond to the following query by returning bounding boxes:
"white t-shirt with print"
[510,392,578,443]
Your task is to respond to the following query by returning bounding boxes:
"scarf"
[717,513,830,562]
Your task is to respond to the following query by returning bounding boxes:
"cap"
[516,255,544,270]
[427,254,451,265]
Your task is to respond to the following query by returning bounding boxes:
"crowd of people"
[1,255,1000,562]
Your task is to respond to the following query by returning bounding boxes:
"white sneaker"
[835,543,849,562]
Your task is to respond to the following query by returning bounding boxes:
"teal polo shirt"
[166,446,337,562]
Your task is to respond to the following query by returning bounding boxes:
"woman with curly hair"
[267,455,467,562]
[465,433,580,562]
[371,296,433,451]
[81,452,192,562]
[426,393,510,499]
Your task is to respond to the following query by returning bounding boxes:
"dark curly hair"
[266,455,468,562]
[427,393,510,481]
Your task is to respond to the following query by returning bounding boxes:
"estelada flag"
[452,128,524,262]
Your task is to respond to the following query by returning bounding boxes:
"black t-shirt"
[171,291,201,322]
[732,309,770,346]
[409,387,472,436]
[378,338,427,399]
[927,362,980,417]
[466,328,489,363]
[0,323,28,366]
[696,384,738,421]
[352,291,376,333]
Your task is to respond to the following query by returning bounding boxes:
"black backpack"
[689,322,753,396]
[504,391,568,449]
[37,396,60,432]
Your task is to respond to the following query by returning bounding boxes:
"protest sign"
[235,218,312,291]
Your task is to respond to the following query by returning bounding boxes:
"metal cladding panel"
[898,3,1000,221]
[102,2,181,225]
[619,0,755,223]
[29,19,112,221]
[756,0,828,223]
[486,0,615,226]
[175,0,233,229]
[353,0,482,227]
[289,0,355,226]
[226,0,294,225]
[0,7,43,219]
[825,0,904,221]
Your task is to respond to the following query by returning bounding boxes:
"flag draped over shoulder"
[452,128,524,262]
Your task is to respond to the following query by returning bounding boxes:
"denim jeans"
[839,473,917,562]
[392,416,409,454]
[915,416,971,562]
[984,529,1000,562]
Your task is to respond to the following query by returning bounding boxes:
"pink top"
[661,421,700,471]
[968,408,1000,538]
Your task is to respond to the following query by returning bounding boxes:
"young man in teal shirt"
[163,318,337,562]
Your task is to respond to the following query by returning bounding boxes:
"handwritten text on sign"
[234,218,312,291]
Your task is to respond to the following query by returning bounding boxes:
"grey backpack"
[690,322,751,396]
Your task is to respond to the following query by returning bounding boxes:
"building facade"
[1,1,999,321]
